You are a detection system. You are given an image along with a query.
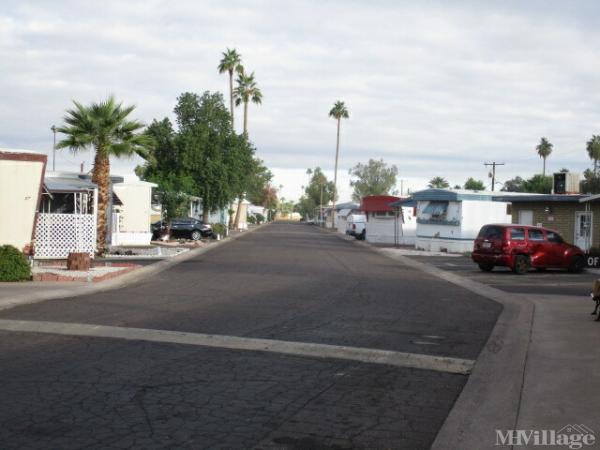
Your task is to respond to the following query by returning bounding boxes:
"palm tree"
[428,176,450,188]
[328,100,349,228]
[587,135,600,176]
[218,48,243,131]
[233,71,263,135]
[56,96,152,254]
[536,137,553,176]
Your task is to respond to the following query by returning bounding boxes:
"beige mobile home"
[0,149,47,252]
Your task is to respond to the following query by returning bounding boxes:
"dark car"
[152,218,213,241]
[472,224,585,274]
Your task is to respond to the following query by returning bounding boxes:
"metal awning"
[44,177,97,193]
[338,208,352,217]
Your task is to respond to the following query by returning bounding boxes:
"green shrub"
[212,223,226,236]
[255,213,265,224]
[0,245,32,282]
[247,215,257,225]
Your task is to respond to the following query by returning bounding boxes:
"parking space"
[406,254,599,296]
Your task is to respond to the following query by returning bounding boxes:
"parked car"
[152,218,213,241]
[346,214,367,240]
[472,224,586,274]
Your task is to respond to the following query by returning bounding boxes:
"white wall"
[112,183,154,233]
[0,159,44,250]
[415,200,511,253]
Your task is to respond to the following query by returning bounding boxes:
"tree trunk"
[543,157,546,177]
[229,69,234,131]
[243,101,248,136]
[91,150,110,255]
[332,118,340,229]
[202,187,210,223]
[595,159,598,177]
[233,194,243,229]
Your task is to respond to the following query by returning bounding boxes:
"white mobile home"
[334,201,360,234]
[361,195,417,245]
[412,189,511,253]
[111,178,158,246]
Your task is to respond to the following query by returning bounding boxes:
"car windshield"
[478,226,503,239]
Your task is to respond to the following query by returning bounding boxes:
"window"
[478,225,503,239]
[510,228,525,240]
[422,201,448,218]
[547,231,563,244]
[528,229,544,241]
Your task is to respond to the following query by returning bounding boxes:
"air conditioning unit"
[553,172,580,194]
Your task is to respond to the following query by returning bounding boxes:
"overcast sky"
[2,1,600,202]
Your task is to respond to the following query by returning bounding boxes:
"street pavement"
[0,223,501,449]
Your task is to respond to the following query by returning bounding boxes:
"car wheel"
[513,255,530,274]
[568,255,585,273]
[478,263,494,272]
[190,230,202,241]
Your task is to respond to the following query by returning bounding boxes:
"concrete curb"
[316,226,534,449]
[0,224,268,312]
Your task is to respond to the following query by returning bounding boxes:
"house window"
[422,201,448,219]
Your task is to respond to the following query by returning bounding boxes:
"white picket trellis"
[34,213,96,259]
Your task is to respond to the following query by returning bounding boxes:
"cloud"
[1,0,600,202]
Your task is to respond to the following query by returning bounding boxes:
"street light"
[50,125,57,171]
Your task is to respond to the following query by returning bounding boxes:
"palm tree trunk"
[543,157,546,177]
[595,159,598,177]
[229,70,234,130]
[243,101,248,136]
[233,193,243,229]
[332,118,340,229]
[91,150,110,255]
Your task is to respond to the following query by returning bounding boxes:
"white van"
[346,214,366,240]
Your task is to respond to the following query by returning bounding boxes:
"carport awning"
[338,208,352,218]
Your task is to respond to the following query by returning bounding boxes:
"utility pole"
[484,162,505,191]
[50,125,57,171]
[399,179,407,196]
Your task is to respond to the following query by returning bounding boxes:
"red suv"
[472,224,586,274]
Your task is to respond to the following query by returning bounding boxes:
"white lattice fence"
[34,213,96,259]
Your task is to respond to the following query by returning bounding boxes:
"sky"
[2,0,600,202]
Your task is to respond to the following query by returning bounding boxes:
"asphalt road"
[0,223,501,450]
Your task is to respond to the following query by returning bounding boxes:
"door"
[575,211,593,251]
[518,210,533,226]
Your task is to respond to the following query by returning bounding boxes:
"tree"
[329,100,349,227]
[522,174,552,194]
[57,96,152,254]
[428,176,450,188]
[464,177,486,190]
[138,92,253,223]
[580,169,600,194]
[502,176,525,192]
[296,168,335,220]
[218,48,243,131]
[536,137,553,176]
[349,158,398,201]
[586,135,600,176]
[233,71,262,135]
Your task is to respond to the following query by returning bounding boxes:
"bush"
[247,215,257,225]
[255,213,265,224]
[0,245,31,282]
[212,223,226,236]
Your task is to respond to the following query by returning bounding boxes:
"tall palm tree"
[587,135,600,176]
[428,176,450,188]
[56,96,153,254]
[536,137,553,176]
[233,71,262,135]
[218,48,243,131]
[328,100,349,228]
